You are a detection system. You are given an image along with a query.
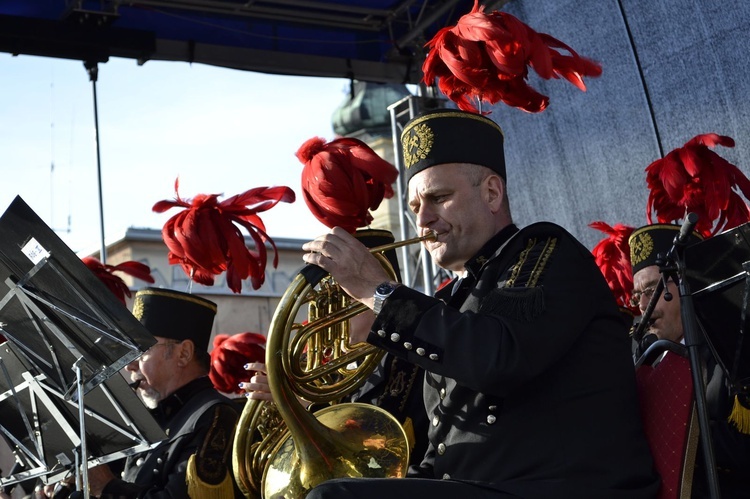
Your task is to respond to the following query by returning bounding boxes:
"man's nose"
[634,296,650,314]
[416,204,437,229]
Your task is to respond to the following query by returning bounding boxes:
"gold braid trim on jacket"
[479,236,557,322]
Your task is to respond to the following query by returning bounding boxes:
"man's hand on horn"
[302,227,391,309]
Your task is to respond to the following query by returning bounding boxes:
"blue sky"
[1,53,353,254]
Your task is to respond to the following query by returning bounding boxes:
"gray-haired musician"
[630,224,750,498]
[302,108,659,498]
[41,288,240,499]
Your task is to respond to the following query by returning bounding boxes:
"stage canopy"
[0,0,487,85]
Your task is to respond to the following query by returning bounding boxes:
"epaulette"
[185,404,238,499]
[728,391,750,435]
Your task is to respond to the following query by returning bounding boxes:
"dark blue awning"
[0,0,488,83]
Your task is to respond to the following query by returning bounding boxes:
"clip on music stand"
[0,196,166,497]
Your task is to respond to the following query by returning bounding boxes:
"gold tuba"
[232,229,435,498]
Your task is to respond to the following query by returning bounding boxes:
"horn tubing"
[299,231,437,287]
[368,230,437,254]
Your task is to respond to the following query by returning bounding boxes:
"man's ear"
[485,174,505,213]
[175,340,195,367]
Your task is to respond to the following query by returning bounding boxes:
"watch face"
[376,282,394,295]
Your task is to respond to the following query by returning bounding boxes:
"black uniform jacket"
[348,353,428,468]
[368,222,660,499]
[102,376,239,498]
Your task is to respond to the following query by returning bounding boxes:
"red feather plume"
[153,179,296,293]
[297,137,398,232]
[589,221,638,315]
[82,256,155,305]
[645,133,750,238]
[422,0,602,114]
[209,332,267,394]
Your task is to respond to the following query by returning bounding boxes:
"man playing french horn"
[301,109,660,499]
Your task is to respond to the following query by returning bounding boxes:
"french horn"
[232,229,436,498]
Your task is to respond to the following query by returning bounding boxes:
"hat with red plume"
[642,133,750,435]
[153,178,295,293]
[209,332,267,394]
[296,137,398,232]
[82,256,155,305]
[422,0,602,114]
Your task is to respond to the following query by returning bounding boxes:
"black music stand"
[682,221,750,499]
[0,196,165,495]
[685,222,750,389]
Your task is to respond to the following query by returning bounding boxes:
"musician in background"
[630,224,750,498]
[45,287,240,498]
[300,108,659,498]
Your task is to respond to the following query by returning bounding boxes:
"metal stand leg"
[73,359,90,499]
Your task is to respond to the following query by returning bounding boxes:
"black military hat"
[132,287,217,353]
[629,224,703,275]
[400,108,505,183]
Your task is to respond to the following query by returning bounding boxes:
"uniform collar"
[464,224,519,278]
[151,376,212,426]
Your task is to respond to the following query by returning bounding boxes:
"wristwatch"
[373,282,399,315]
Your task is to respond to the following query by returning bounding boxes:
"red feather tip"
[645,133,750,238]
[209,332,267,394]
[297,136,398,232]
[153,178,296,293]
[422,0,602,114]
[589,221,638,315]
[82,256,155,305]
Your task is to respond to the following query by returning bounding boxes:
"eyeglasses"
[629,284,658,308]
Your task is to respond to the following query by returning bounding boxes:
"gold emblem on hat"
[402,123,434,169]
[630,232,654,267]
[132,298,145,321]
